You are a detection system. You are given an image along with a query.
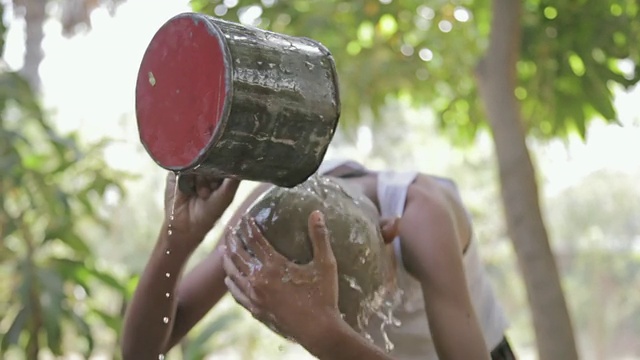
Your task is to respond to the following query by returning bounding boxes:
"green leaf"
[90,309,122,332]
[51,258,93,296]
[36,268,66,355]
[583,73,616,121]
[0,307,28,352]
[183,312,239,360]
[85,265,125,292]
[58,232,92,257]
[21,153,48,171]
[0,71,43,118]
[124,275,140,300]
[68,310,95,357]
[44,303,64,354]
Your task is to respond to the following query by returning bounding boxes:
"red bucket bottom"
[136,14,228,170]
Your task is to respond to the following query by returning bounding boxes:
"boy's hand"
[223,210,343,348]
[163,172,240,250]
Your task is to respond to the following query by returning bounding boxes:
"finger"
[219,178,240,197]
[224,276,255,313]
[241,217,286,263]
[238,217,269,261]
[195,175,212,199]
[308,210,335,265]
[209,177,224,191]
[205,178,240,208]
[225,232,254,273]
[223,245,252,277]
[177,173,197,196]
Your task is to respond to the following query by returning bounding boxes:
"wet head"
[237,175,396,333]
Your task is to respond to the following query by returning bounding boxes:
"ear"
[379,217,400,244]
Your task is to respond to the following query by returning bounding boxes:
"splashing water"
[281,267,292,283]
[156,172,182,360]
[363,332,374,343]
[167,172,180,237]
[160,172,180,335]
[248,258,263,275]
[375,308,398,352]
[354,282,404,353]
[343,275,363,293]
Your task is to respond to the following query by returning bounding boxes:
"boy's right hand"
[163,172,240,251]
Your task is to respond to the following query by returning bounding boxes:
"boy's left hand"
[223,210,342,346]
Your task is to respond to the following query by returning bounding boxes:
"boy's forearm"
[121,229,196,359]
[305,315,394,360]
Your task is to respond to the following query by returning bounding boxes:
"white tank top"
[318,161,509,359]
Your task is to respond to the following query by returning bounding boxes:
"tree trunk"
[474,1,579,359]
[21,0,46,93]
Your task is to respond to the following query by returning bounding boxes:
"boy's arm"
[164,182,273,347]
[121,177,270,359]
[304,315,394,360]
[399,187,491,360]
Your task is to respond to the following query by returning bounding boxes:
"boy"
[122,160,514,359]
[223,160,514,360]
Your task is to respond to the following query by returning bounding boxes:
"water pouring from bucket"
[135,12,341,189]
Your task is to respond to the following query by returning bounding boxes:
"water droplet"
[158,354,165,360]
[165,250,171,255]
[163,316,170,324]
[392,317,402,327]
[364,332,373,343]
[281,272,291,283]
[343,275,363,293]
[167,229,173,236]
[165,292,170,298]
[170,173,180,220]
[165,273,171,278]
[382,331,395,352]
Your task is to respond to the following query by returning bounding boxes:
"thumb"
[308,210,335,265]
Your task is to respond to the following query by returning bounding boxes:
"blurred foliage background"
[0,0,639,359]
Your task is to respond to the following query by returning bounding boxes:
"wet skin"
[122,169,491,360]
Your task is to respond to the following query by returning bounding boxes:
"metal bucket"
[135,12,341,187]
